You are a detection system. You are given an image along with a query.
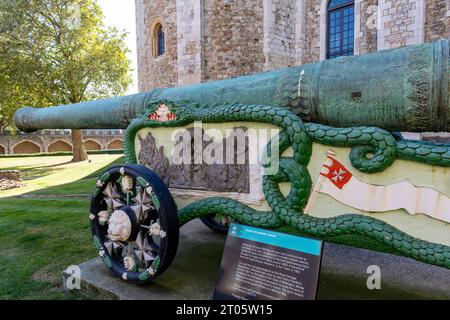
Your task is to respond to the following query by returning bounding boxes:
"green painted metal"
[124,100,450,269]
[14,40,449,133]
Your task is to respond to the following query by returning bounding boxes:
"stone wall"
[0,130,124,155]
[424,0,450,42]
[202,0,265,81]
[304,0,321,63]
[356,0,378,54]
[176,0,203,85]
[263,0,297,70]
[378,0,425,50]
[136,0,178,91]
[136,0,448,90]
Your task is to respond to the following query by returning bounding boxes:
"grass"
[0,154,123,299]
[0,198,93,299]
[0,155,123,198]
[0,153,399,299]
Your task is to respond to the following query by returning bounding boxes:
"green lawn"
[0,155,123,299]
[0,154,123,198]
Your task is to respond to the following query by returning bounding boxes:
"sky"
[98,0,138,94]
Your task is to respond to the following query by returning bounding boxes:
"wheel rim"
[89,164,179,283]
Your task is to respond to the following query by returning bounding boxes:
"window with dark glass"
[327,0,354,59]
[153,23,164,57]
[157,27,165,56]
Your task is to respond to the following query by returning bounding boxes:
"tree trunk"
[71,129,88,162]
[0,118,6,133]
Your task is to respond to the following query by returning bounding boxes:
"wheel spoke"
[103,182,124,210]
[131,186,154,222]
[134,231,157,267]
[147,241,160,253]
[104,240,125,257]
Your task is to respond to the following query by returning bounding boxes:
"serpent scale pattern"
[124,101,450,268]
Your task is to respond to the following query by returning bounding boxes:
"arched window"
[84,139,102,151]
[152,23,165,57]
[327,0,354,59]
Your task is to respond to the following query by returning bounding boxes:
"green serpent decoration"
[124,100,450,269]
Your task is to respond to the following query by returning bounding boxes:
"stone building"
[0,130,124,155]
[136,0,449,91]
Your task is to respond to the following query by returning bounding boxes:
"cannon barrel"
[15,40,449,132]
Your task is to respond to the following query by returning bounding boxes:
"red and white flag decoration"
[304,151,450,223]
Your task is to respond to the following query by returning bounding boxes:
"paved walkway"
[16,194,88,199]
[65,219,450,300]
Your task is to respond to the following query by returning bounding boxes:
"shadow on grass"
[4,160,74,170]
[21,167,65,180]
[26,156,125,196]
[4,159,82,180]
[1,164,66,181]
[84,157,125,179]
[0,155,124,299]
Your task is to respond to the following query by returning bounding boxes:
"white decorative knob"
[149,222,161,236]
[98,210,109,225]
[124,255,137,272]
[121,175,133,193]
[107,210,132,241]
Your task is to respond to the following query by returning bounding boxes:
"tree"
[0,48,53,133]
[0,0,132,161]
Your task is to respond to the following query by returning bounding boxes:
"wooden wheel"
[89,164,179,283]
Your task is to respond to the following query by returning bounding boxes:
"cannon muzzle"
[14,92,155,132]
[15,40,449,132]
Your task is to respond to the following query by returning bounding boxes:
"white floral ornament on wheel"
[121,175,134,193]
[98,210,109,225]
[149,222,166,238]
[221,216,231,227]
[124,255,137,272]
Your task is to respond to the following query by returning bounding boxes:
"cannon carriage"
[14,40,450,283]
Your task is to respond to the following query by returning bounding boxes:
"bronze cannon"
[14,40,450,283]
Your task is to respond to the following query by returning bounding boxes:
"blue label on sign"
[228,223,322,256]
